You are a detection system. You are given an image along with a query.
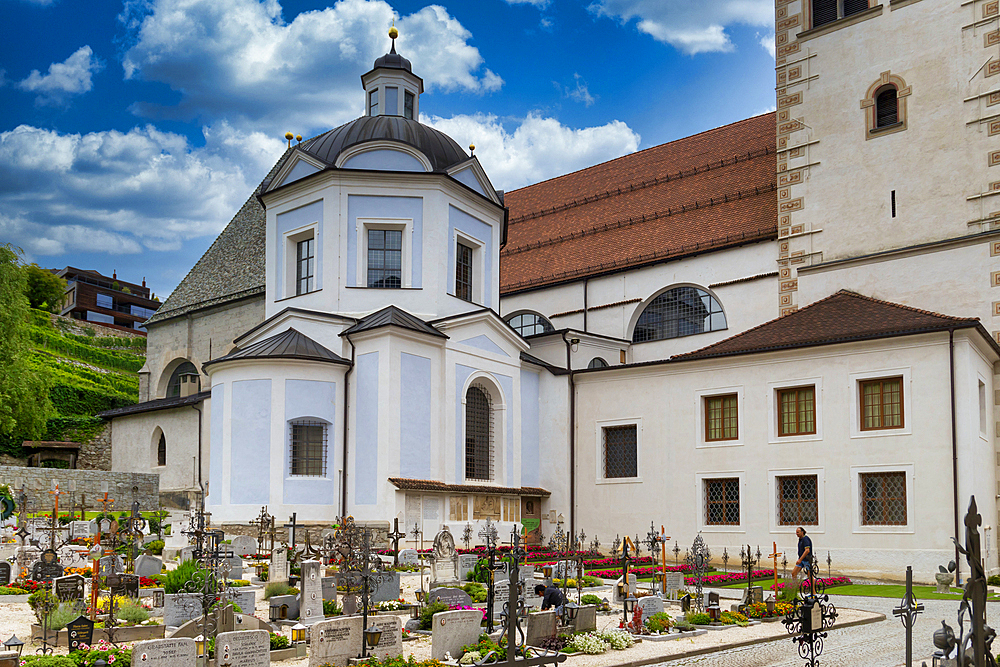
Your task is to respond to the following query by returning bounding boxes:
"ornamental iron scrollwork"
[782,554,837,666]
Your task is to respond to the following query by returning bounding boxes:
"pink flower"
[108,656,116,663]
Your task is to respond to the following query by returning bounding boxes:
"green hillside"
[0,309,146,459]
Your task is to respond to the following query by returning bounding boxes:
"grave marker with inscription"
[431,609,483,660]
[131,637,196,667]
[54,574,85,602]
[269,549,287,583]
[0,562,10,586]
[66,616,94,651]
[300,560,324,624]
[215,630,269,667]
[309,615,401,667]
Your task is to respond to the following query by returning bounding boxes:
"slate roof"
[388,477,550,497]
[499,112,777,294]
[203,327,348,369]
[97,391,210,418]
[341,305,447,338]
[673,290,987,361]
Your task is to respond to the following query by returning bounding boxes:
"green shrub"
[163,559,208,594]
[645,612,672,633]
[461,635,506,661]
[69,646,132,667]
[119,599,151,625]
[323,599,342,616]
[686,612,711,625]
[19,656,77,667]
[265,582,294,599]
[989,574,1000,587]
[672,618,694,632]
[270,633,290,650]
[49,602,85,630]
[580,594,602,606]
[28,588,57,613]
[462,582,487,603]
[419,600,449,630]
[0,586,28,595]
[146,540,164,555]
[228,579,250,587]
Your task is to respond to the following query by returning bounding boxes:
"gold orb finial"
[284,131,294,147]
[389,25,398,40]
[295,135,302,142]
[469,143,475,155]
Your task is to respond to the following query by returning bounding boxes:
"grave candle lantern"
[194,635,206,657]
[3,635,24,658]
[290,623,307,644]
[364,625,382,648]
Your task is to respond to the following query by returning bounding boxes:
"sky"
[0,0,777,300]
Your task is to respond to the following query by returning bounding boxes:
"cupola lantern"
[361,26,424,121]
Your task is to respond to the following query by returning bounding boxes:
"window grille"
[860,377,903,430]
[705,478,740,525]
[860,471,907,526]
[296,237,315,295]
[705,394,738,441]
[778,386,816,436]
[587,357,609,369]
[602,425,637,478]
[157,434,166,467]
[632,287,726,343]
[456,242,473,302]
[367,229,402,288]
[506,312,554,337]
[290,420,327,476]
[812,0,869,28]
[465,384,493,480]
[777,475,818,525]
[875,87,898,128]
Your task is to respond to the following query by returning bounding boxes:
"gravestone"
[215,629,269,667]
[429,526,460,587]
[135,555,164,578]
[663,572,684,599]
[269,549,287,583]
[570,604,597,633]
[100,554,125,576]
[151,588,165,608]
[300,560,324,624]
[31,549,63,582]
[54,574,86,602]
[223,555,243,580]
[341,594,357,616]
[636,595,664,619]
[322,576,338,602]
[131,637,196,667]
[525,610,557,646]
[458,554,479,581]
[178,547,196,564]
[493,580,511,608]
[66,615,95,651]
[612,573,637,603]
[228,588,255,614]
[427,586,473,608]
[741,586,764,606]
[398,549,419,567]
[268,594,298,621]
[0,652,17,667]
[70,521,90,540]
[309,615,402,667]
[112,574,140,598]
[229,536,257,557]
[431,609,483,660]
[553,561,574,579]
[372,571,401,602]
[0,561,10,585]
[163,592,204,627]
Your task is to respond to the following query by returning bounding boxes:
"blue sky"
[0,0,776,299]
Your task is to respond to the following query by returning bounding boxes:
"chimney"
[142,277,146,288]
[112,270,117,280]
[179,372,201,398]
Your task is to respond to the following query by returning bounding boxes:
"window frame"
[594,418,642,485]
[464,384,494,482]
[704,393,740,443]
[366,227,404,289]
[849,368,911,438]
[288,419,328,478]
[850,464,914,533]
[404,91,415,120]
[452,229,485,304]
[768,378,823,443]
[777,385,817,437]
[858,376,904,431]
[283,224,319,299]
[810,0,872,29]
[358,218,411,289]
[696,386,744,448]
[369,88,379,116]
[505,312,554,337]
[979,375,989,441]
[861,72,910,140]
[768,468,825,534]
[455,241,474,302]
[631,285,727,344]
[695,471,745,532]
[157,433,166,467]
[296,236,316,296]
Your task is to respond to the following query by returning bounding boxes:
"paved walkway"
[661,594,1000,666]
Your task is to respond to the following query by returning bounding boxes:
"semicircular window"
[587,357,609,369]
[505,312,554,337]
[167,361,199,398]
[632,287,727,343]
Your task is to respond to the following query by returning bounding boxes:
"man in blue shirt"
[792,526,813,583]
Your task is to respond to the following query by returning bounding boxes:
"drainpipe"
[562,333,576,542]
[583,278,589,334]
[950,328,961,584]
[191,403,203,504]
[341,335,356,518]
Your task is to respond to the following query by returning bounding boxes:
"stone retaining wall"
[0,465,159,511]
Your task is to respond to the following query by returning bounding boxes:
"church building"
[101,2,1000,582]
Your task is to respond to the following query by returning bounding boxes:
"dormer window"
[369,89,378,116]
[404,92,414,120]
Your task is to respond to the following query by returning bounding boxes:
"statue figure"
[433,525,456,559]
[429,525,460,587]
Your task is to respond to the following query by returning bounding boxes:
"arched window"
[587,357,609,369]
[875,86,897,128]
[465,385,493,481]
[166,361,199,398]
[157,433,166,467]
[505,312,554,337]
[632,286,726,343]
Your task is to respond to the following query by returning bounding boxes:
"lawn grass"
[717,578,1000,601]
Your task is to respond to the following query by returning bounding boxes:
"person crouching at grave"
[790,526,813,594]
[535,583,566,615]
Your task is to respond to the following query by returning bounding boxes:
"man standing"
[791,526,813,589]
[535,583,566,615]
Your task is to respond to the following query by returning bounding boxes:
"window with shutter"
[875,87,898,128]
[844,0,870,16]
[812,0,838,27]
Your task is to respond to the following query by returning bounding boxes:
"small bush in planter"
[580,594,602,606]
[146,540,164,555]
[645,612,672,633]
[265,582,294,599]
[419,600,449,630]
[0,586,28,595]
[118,599,151,625]
[269,633,290,650]
[19,656,77,667]
[162,560,210,594]
[686,612,711,625]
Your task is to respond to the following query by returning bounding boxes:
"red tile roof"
[673,290,986,361]
[500,113,777,294]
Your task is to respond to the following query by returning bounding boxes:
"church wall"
[573,331,997,581]
[520,369,541,488]
[229,379,271,505]
[275,200,324,299]
[399,352,432,478]
[110,403,206,496]
[354,351,380,507]
[284,379,338,506]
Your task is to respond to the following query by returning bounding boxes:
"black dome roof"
[299,115,468,172]
[373,46,411,72]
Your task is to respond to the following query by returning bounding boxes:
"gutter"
[191,403,203,493]
[341,335,356,517]
[950,328,961,584]
[561,333,577,543]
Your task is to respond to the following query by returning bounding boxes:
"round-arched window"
[465,385,493,481]
[632,286,726,343]
[505,312,554,337]
[875,85,898,128]
[587,357,609,369]
[166,361,199,398]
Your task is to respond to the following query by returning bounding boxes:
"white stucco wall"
[111,402,209,494]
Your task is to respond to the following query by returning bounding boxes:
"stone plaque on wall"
[473,496,501,521]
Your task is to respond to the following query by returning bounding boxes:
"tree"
[24,263,66,313]
[0,244,53,440]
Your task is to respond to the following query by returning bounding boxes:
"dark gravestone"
[427,587,473,608]
[321,576,337,602]
[112,574,139,598]
[54,574,86,602]
[0,561,10,586]
[152,589,165,608]
[66,615,95,651]
[31,549,64,583]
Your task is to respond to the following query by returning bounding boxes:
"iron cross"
[892,565,924,667]
[388,518,406,567]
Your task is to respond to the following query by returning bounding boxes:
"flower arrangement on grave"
[269,633,290,650]
[344,656,447,667]
[644,612,672,634]
[766,576,851,592]
[565,633,609,655]
[376,600,402,611]
[743,601,794,618]
[719,611,749,627]
[68,639,132,667]
[625,605,645,634]
[65,567,93,578]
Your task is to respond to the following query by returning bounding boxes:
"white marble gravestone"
[309,615,402,667]
[135,555,164,578]
[429,526,460,587]
[215,630,269,667]
[636,595,664,620]
[300,560,325,624]
[431,609,484,660]
[398,549,419,566]
[458,554,479,581]
[229,536,257,557]
[131,637,196,667]
[269,549,288,583]
[663,572,684,599]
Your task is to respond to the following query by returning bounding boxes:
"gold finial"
[388,23,398,40]
[284,131,294,147]
[295,135,302,143]
[469,143,475,155]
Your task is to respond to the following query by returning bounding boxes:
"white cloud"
[555,73,596,107]
[0,123,285,257]
[18,46,103,105]
[120,0,502,136]
[759,32,775,58]
[504,0,550,7]
[589,0,772,55]
[425,112,640,191]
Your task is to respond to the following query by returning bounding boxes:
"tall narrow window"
[602,425,637,479]
[778,386,816,436]
[465,385,492,480]
[705,478,740,525]
[705,394,739,441]
[777,475,818,525]
[456,242,473,302]
[860,471,907,525]
[157,433,166,467]
[369,89,378,116]
[875,86,898,128]
[296,238,315,295]
[860,377,903,430]
[367,229,402,288]
[404,92,415,120]
[290,421,327,476]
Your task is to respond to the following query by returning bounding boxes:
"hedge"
[30,327,145,372]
